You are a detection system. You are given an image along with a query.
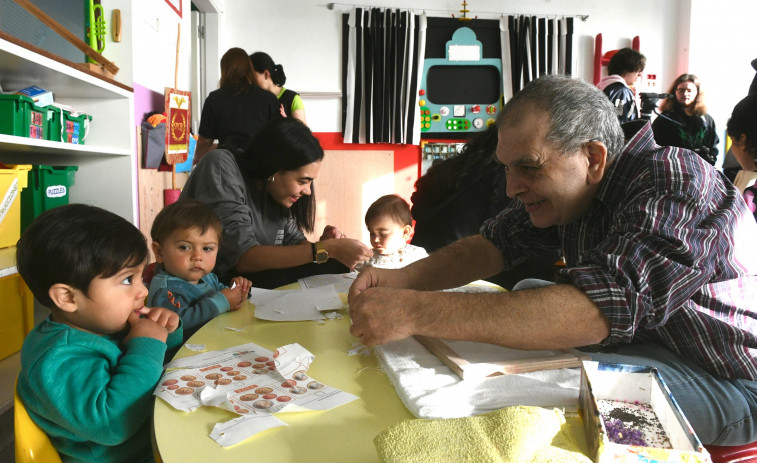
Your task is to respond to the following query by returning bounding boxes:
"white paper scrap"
[210,414,287,447]
[225,326,245,332]
[272,343,314,380]
[250,286,343,321]
[184,343,206,352]
[348,342,372,357]
[298,272,357,293]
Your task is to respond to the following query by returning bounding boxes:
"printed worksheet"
[155,342,357,416]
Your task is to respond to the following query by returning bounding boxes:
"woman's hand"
[322,238,373,270]
[320,225,347,240]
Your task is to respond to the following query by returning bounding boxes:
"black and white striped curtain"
[500,16,573,100]
[343,8,426,145]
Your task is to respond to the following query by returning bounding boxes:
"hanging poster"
[164,87,191,165]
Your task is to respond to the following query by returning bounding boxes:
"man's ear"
[585,141,608,184]
[152,241,164,263]
[49,284,78,314]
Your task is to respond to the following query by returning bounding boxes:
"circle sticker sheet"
[154,342,357,416]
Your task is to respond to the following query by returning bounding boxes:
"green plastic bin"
[0,94,48,139]
[20,165,78,232]
[47,106,92,144]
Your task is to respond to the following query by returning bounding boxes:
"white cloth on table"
[374,336,581,419]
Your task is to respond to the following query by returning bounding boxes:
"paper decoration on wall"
[163,88,191,165]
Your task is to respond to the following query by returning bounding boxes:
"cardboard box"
[579,361,711,463]
[14,85,54,107]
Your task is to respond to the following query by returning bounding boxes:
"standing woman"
[195,48,280,163]
[250,51,308,126]
[180,118,373,289]
[652,74,719,165]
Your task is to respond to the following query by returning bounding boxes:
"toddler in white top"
[356,194,428,270]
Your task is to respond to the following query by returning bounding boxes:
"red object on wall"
[593,34,641,85]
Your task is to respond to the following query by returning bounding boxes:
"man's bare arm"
[349,283,610,348]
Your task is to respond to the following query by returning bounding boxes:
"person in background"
[16,204,183,462]
[181,118,373,289]
[597,47,646,123]
[722,59,757,182]
[194,47,280,163]
[148,200,252,341]
[410,125,559,289]
[727,94,757,172]
[355,194,428,271]
[652,74,719,165]
[349,75,757,446]
[250,51,308,125]
[726,94,757,221]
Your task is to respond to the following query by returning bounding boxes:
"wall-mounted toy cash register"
[419,26,503,139]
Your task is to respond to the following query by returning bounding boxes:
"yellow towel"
[374,406,591,463]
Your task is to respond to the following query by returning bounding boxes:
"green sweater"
[17,317,183,462]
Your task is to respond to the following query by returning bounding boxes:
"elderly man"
[349,75,757,445]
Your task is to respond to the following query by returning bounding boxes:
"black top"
[198,83,280,147]
[651,107,719,165]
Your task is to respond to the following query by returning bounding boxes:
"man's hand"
[348,287,419,346]
[348,266,406,300]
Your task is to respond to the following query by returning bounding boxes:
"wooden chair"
[14,379,61,463]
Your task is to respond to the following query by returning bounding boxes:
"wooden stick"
[174,24,180,89]
[12,0,119,75]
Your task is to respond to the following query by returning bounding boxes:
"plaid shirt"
[481,122,757,380]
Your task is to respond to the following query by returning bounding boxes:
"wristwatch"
[312,241,328,264]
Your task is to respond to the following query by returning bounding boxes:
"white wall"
[106,0,193,94]
[212,0,688,133]
[688,0,757,165]
[204,0,754,160]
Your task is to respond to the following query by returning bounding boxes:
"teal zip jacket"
[17,317,183,462]
[147,270,230,340]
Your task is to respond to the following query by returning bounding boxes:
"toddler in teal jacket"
[148,199,251,340]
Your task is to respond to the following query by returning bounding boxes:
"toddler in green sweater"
[16,204,183,463]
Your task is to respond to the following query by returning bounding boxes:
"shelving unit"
[0,34,137,224]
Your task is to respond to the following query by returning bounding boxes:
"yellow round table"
[152,292,414,462]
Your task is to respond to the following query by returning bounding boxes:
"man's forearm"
[403,235,505,291]
[411,283,610,350]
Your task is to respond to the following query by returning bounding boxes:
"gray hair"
[496,75,625,161]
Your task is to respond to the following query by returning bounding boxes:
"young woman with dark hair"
[181,118,373,288]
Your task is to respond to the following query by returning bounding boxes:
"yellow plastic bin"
[0,165,32,248]
[0,246,34,360]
